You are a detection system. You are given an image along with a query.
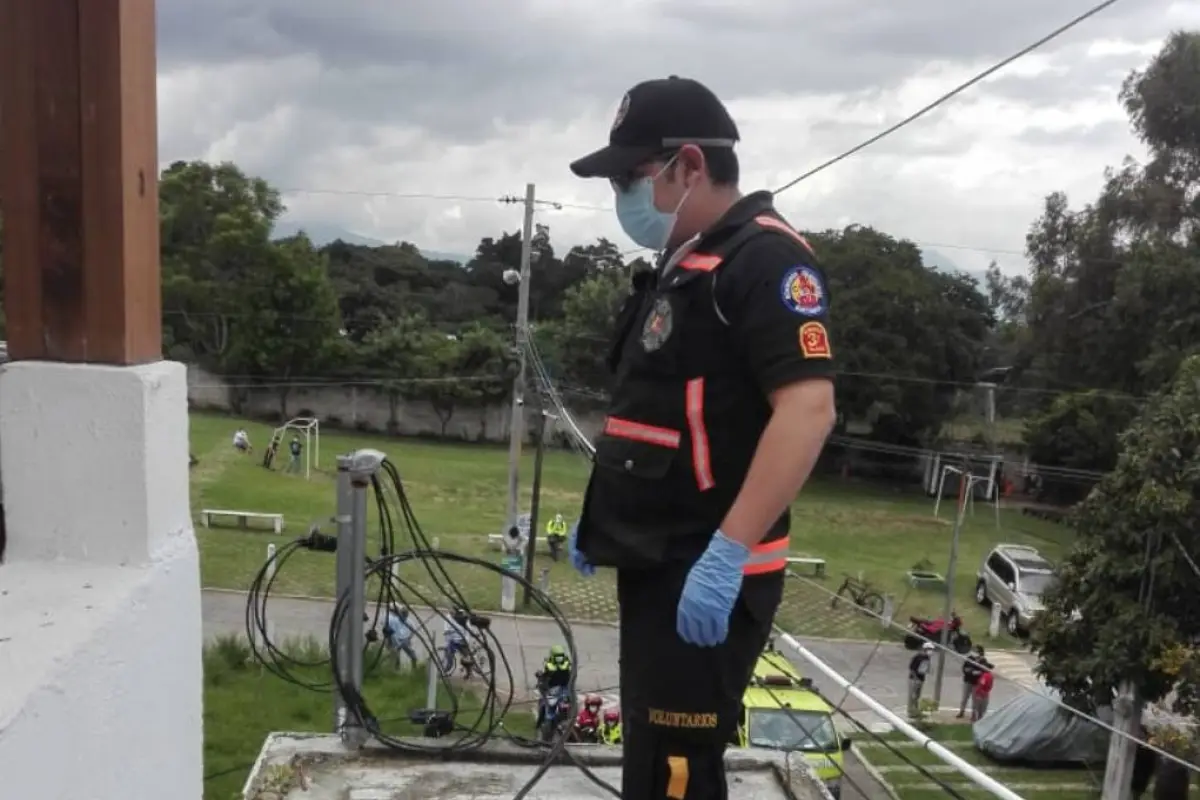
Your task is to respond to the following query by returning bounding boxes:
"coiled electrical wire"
[239,438,623,798]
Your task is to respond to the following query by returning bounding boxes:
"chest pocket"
[619,264,712,378]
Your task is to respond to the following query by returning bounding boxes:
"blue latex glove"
[677,531,749,646]
[568,521,595,577]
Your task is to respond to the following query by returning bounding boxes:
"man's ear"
[676,144,706,184]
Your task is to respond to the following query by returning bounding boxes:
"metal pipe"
[333,448,385,749]
[332,456,355,737]
[775,633,1027,800]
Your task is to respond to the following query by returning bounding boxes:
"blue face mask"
[614,159,693,252]
[615,177,676,251]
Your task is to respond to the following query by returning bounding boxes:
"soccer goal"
[262,417,320,479]
[928,455,1001,527]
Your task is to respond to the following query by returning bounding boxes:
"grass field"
[855,723,1103,800]
[202,635,534,800]
[191,411,1073,641]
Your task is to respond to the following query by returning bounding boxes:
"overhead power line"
[279,188,506,203]
[770,0,1124,195]
[276,186,608,215]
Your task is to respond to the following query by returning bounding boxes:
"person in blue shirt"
[383,605,419,668]
[287,436,303,474]
[441,615,469,675]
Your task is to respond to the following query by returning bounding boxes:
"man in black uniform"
[567,76,837,800]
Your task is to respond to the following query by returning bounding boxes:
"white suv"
[975,544,1057,636]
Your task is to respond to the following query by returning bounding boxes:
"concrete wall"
[186,365,608,444]
[0,361,203,800]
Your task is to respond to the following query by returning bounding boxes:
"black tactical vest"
[578,211,813,569]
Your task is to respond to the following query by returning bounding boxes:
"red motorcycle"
[904,612,972,654]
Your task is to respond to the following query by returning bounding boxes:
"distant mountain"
[271,219,469,264]
[272,220,385,247]
[420,250,470,265]
[920,247,986,285]
[920,248,961,273]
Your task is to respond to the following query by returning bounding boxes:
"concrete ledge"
[244,733,832,800]
[0,535,203,800]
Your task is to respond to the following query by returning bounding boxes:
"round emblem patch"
[611,93,631,132]
[780,265,827,317]
[641,297,673,351]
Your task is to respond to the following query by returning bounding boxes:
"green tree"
[224,234,342,417]
[412,324,515,437]
[1032,354,1200,793]
[159,160,284,365]
[547,268,629,393]
[361,312,441,431]
[812,225,992,445]
[322,240,473,340]
[1017,33,1200,481]
[1023,391,1140,503]
[1033,357,1200,696]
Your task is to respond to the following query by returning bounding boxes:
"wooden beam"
[0,0,161,364]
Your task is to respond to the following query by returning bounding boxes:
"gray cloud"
[1014,118,1131,148]
[152,0,1182,261]
[157,0,1173,143]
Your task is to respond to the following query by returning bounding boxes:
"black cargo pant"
[617,562,783,800]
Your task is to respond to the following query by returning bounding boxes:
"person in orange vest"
[567,76,837,800]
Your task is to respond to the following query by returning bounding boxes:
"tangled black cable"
[244,453,619,799]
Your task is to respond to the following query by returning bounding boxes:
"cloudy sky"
[157,0,1199,275]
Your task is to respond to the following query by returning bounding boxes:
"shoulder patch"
[799,321,832,359]
[779,265,827,317]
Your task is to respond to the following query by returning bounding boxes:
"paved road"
[203,590,1035,723]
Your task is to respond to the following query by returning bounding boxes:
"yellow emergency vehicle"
[737,642,849,798]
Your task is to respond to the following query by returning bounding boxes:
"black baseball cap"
[569,76,739,179]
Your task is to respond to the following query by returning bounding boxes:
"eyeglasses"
[610,151,680,193]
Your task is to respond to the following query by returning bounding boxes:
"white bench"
[786,555,827,577]
[201,509,284,535]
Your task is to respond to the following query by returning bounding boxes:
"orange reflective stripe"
[603,416,680,449]
[666,755,690,799]
[744,537,789,575]
[678,252,723,272]
[754,214,815,255]
[685,378,715,491]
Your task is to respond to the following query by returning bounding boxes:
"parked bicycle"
[441,641,486,679]
[830,574,886,617]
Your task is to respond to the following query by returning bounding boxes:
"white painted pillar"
[0,361,202,799]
